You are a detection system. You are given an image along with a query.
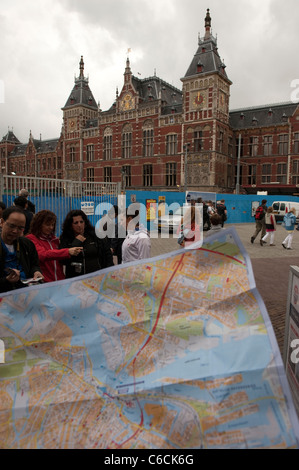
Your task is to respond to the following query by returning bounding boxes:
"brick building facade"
[1,9,299,196]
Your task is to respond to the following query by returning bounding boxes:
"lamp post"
[120,167,127,193]
[236,133,241,194]
[183,143,190,194]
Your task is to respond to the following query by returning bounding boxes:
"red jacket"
[26,233,70,283]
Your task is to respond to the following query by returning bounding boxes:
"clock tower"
[62,56,98,136]
[118,57,137,112]
[62,56,98,180]
[181,9,233,191]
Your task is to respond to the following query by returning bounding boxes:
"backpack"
[255,206,264,220]
[216,204,225,216]
[283,212,296,230]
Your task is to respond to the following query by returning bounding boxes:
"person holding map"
[0,206,43,292]
[59,209,113,278]
[26,210,83,283]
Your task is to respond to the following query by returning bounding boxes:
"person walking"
[26,210,83,283]
[0,206,43,293]
[216,199,228,227]
[59,209,113,278]
[251,199,267,244]
[282,207,297,250]
[122,209,151,263]
[261,206,277,246]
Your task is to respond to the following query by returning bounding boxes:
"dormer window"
[252,116,258,126]
[219,61,226,74]
[240,113,245,120]
[268,108,273,116]
[282,113,288,122]
[197,61,204,73]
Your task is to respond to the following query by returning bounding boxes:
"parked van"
[272,201,299,222]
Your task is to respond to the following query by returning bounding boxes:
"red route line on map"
[200,247,246,266]
[113,246,245,448]
[115,252,186,448]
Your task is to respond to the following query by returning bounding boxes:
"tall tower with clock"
[181,9,232,191]
[62,56,98,180]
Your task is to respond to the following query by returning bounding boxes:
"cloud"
[0,0,299,142]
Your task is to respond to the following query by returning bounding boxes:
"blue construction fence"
[2,194,118,236]
[125,190,299,227]
[3,189,299,234]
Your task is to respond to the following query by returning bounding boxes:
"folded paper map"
[0,227,298,449]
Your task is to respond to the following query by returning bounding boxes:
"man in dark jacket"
[251,199,267,244]
[19,188,35,214]
[0,206,43,293]
[216,199,228,227]
[13,196,33,235]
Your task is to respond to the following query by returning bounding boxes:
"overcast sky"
[1,0,299,143]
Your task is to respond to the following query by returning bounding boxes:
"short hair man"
[216,199,228,227]
[19,188,35,214]
[0,206,43,293]
[251,199,268,244]
[122,209,151,263]
[13,196,33,235]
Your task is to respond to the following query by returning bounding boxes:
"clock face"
[191,91,206,109]
[68,119,76,131]
[219,92,226,110]
[121,93,135,111]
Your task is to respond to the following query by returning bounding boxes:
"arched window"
[103,127,113,160]
[143,120,154,157]
[122,124,132,159]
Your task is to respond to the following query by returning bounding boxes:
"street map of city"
[0,227,299,449]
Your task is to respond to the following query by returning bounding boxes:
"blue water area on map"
[4,284,273,397]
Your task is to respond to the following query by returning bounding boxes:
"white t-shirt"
[122,226,151,263]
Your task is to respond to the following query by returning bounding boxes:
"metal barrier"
[0,175,120,235]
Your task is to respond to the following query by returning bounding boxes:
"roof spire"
[79,56,84,79]
[125,56,131,73]
[124,57,132,84]
[204,8,211,40]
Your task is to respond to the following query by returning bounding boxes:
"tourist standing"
[0,206,43,292]
[27,210,82,283]
[60,210,113,278]
[122,209,151,263]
